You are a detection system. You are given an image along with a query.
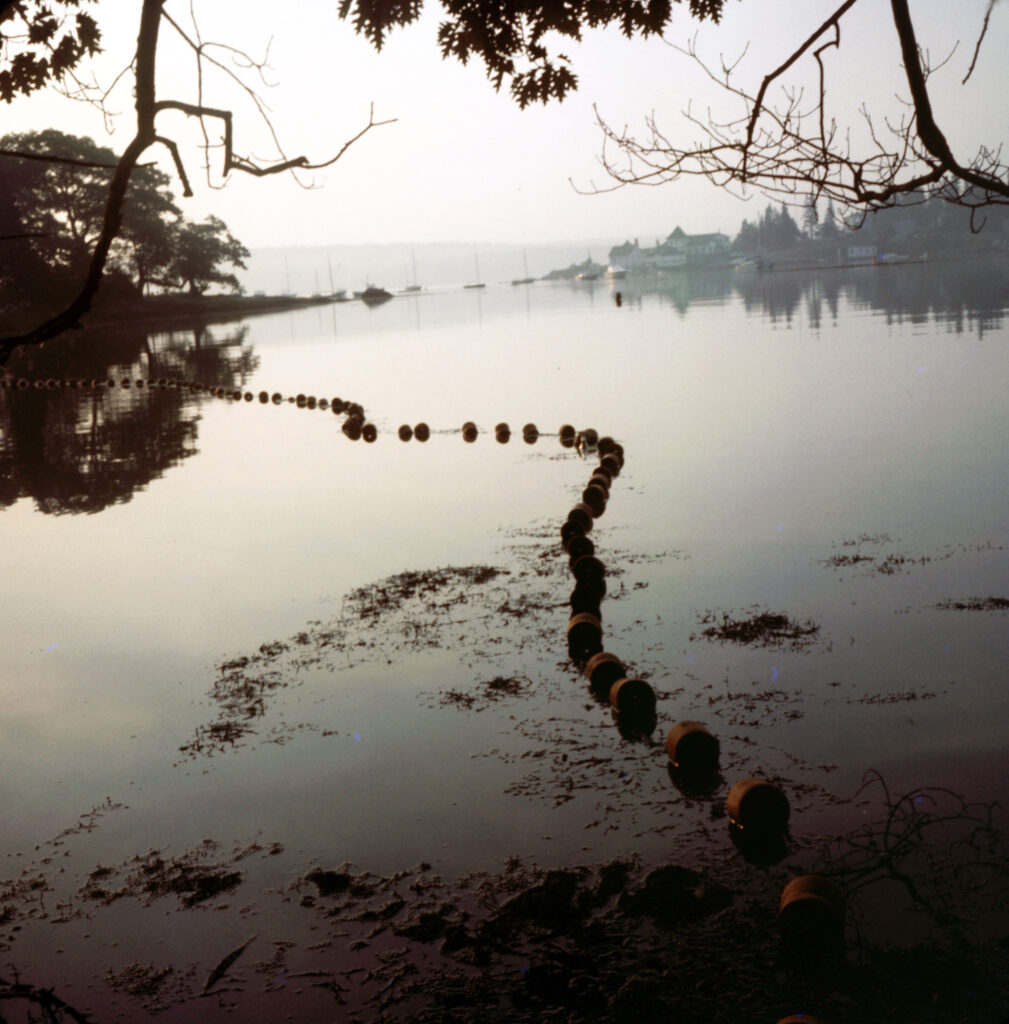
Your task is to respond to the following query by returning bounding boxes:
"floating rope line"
[2,372,837,984]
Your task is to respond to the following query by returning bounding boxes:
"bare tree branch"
[1,0,394,362]
[0,147,150,170]
[591,1,1009,221]
[963,0,995,85]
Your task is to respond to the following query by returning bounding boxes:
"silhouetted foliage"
[0,130,246,307]
[343,0,729,107]
[170,215,249,296]
[0,0,100,102]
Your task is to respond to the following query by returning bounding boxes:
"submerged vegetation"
[692,608,822,650]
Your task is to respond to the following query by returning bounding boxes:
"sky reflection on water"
[1,260,1008,1021]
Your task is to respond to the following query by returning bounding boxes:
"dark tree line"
[0,129,249,307]
[733,194,1009,259]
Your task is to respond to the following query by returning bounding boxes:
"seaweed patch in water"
[934,595,1009,611]
[692,607,821,650]
[346,566,507,620]
[848,689,941,705]
[78,839,245,909]
[438,675,531,711]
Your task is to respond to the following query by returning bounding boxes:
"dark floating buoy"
[726,778,790,834]
[571,553,605,587]
[560,520,585,552]
[559,423,576,440]
[567,613,603,662]
[342,418,363,441]
[566,534,595,564]
[588,471,611,493]
[121,378,131,388]
[616,704,657,742]
[560,434,575,448]
[729,820,788,865]
[462,420,478,442]
[597,436,615,455]
[600,453,622,478]
[584,651,625,700]
[569,583,602,619]
[414,422,430,442]
[778,875,846,971]
[495,423,511,443]
[398,424,413,441]
[244,392,254,402]
[306,395,317,409]
[522,423,538,444]
[665,721,720,776]
[667,723,718,789]
[331,398,346,413]
[579,427,599,447]
[319,399,329,410]
[362,423,377,443]
[566,504,593,534]
[347,402,364,418]
[296,393,307,407]
[581,484,607,517]
[571,569,605,602]
[272,392,283,405]
[609,677,656,716]
[615,291,622,307]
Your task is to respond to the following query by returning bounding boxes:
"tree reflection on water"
[0,324,257,514]
[613,255,1009,333]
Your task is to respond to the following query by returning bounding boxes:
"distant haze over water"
[242,240,636,294]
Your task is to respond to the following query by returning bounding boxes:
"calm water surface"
[1,260,1007,1020]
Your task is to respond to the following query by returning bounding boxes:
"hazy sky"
[4,0,1006,249]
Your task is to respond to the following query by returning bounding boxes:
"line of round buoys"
[9,375,384,441]
[558,435,658,742]
[8,374,842,1012]
[552,429,835,1020]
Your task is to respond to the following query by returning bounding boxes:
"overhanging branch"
[590,1,1009,219]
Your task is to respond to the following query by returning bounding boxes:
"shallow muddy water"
[2,260,1008,1022]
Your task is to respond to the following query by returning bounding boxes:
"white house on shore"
[609,227,732,271]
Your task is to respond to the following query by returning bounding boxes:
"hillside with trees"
[733,196,1009,264]
[0,129,248,317]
